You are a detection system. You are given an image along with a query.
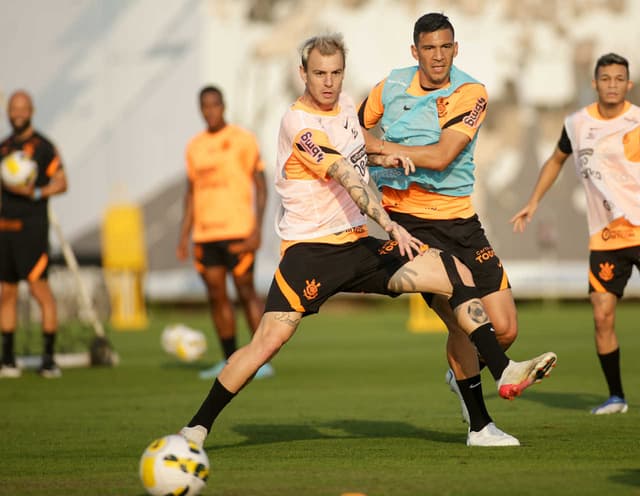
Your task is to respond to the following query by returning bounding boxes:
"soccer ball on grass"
[0,151,37,187]
[161,324,207,362]
[139,434,210,496]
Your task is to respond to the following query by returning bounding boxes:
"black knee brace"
[439,252,479,308]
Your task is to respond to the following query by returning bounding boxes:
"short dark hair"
[594,53,629,79]
[413,12,454,46]
[199,85,224,105]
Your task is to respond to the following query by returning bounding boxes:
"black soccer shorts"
[193,239,255,277]
[0,217,50,283]
[265,237,409,315]
[389,211,510,302]
[589,246,640,297]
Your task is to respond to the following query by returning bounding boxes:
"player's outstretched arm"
[511,147,570,233]
[326,157,423,259]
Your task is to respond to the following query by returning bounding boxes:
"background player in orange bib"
[176,86,272,380]
[0,90,68,379]
[512,53,639,415]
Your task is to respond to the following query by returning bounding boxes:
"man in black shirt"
[0,90,68,378]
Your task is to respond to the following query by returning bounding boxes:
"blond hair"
[299,33,347,70]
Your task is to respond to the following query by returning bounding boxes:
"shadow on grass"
[511,390,607,411]
[609,468,640,488]
[209,419,461,450]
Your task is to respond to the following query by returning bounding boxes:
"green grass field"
[1,298,638,496]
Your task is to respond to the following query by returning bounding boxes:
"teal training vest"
[370,65,483,196]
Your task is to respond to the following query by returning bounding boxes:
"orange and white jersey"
[275,93,369,243]
[565,102,640,249]
[185,124,264,242]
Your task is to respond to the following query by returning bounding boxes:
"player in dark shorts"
[176,86,271,380]
[512,53,639,415]
[358,13,519,445]
[0,90,68,379]
[177,34,556,449]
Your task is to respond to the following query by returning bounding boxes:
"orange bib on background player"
[185,124,264,242]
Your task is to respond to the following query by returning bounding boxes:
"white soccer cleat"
[467,422,520,447]
[445,369,470,424]
[497,352,557,400]
[38,356,62,379]
[179,425,208,448]
[0,364,22,379]
[590,396,628,415]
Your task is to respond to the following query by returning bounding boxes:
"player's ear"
[299,65,307,84]
[410,44,418,61]
[453,41,458,58]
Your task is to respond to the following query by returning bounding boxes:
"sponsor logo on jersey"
[462,97,487,128]
[436,97,447,118]
[601,226,637,242]
[344,225,366,234]
[598,262,615,282]
[577,148,593,167]
[580,166,602,180]
[349,145,368,176]
[303,278,321,300]
[299,131,325,163]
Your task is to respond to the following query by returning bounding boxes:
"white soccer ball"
[0,151,37,187]
[161,324,207,363]
[140,434,210,496]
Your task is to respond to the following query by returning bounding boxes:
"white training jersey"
[274,93,369,241]
[565,102,640,242]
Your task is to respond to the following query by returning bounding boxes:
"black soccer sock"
[220,336,237,360]
[2,331,16,365]
[188,378,237,432]
[43,332,56,357]
[457,375,492,432]
[597,348,624,399]
[469,323,510,381]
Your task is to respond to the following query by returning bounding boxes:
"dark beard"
[10,118,31,136]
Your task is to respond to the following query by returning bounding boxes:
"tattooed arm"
[326,157,423,259]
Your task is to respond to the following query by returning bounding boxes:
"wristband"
[33,187,42,201]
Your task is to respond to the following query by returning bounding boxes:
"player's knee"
[493,320,517,349]
[593,310,614,332]
[0,284,18,303]
[206,283,228,302]
[235,283,257,303]
[253,331,288,361]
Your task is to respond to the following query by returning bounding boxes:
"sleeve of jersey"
[557,125,572,154]
[291,128,342,180]
[246,134,265,172]
[358,79,386,129]
[45,147,63,177]
[441,84,488,140]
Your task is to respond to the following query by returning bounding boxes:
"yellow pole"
[101,203,148,331]
[406,294,447,333]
